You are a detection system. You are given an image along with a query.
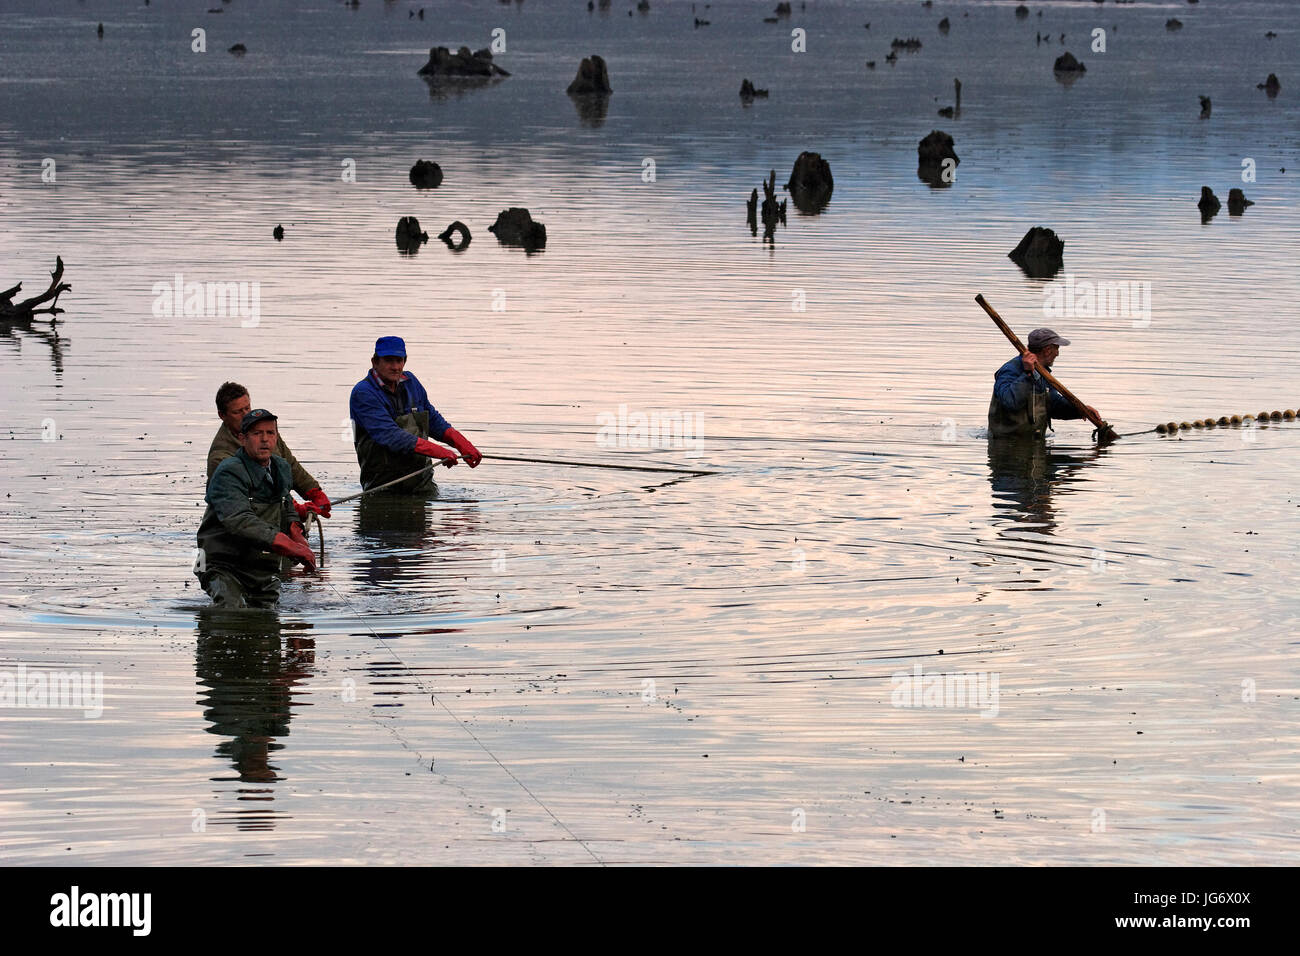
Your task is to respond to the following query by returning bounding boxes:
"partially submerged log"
[1054,52,1086,75]
[1198,186,1221,222]
[784,151,833,213]
[438,220,472,250]
[748,169,787,241]
[395,216,429,253]
[567,54,612,95]
[1008,227,1064,278]
[418,46,510,79]
[488,208,547,250]
[410,159,444,188]
[0,257,71,323]
[917,129,959,187]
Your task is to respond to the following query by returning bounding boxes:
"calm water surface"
[1,0,1298,864]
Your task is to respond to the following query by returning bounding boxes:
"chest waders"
[197,463,291,608]
[356,404,436,495]
[988,378,1050,440]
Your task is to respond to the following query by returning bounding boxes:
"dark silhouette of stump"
[1227,189,1254,215]
[1197,187,1221,222]
[1,257,71,323]
[409,160,444,188]
[567,55,612,94]
[784,152,833,213]
[396,216,429,253]
[437,221,472,250]
[917,130,959,187]
[1009,227,1064,278]
[418,46,510,78]
[488,208,547,250]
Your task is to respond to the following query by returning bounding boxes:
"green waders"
[197,453,295,608]
[354,407,436,495]
[987,384,1050,440]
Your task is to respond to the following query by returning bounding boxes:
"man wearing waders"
[348,336,482,494]
[196,409,317,607]
[988,328,1100,439]
[207,381,333,519]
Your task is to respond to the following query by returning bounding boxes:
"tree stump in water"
[1,257,71,323]
[747,170,787,241]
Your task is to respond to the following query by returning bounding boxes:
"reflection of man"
[348,336,482,494]
[207,382,332,518]
[988,328,1100,439]
[196,409,317,608]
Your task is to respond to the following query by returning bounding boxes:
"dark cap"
[374,336,407,358]
[240,408,279,434]
[1027,328,1071,351]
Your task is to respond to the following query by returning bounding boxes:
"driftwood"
[747,169,787,241]
[1,257,71,322]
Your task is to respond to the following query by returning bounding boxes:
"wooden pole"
[975,293,1116,440]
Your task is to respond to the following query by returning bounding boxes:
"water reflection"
[0,318,66,377]
[353,493,482,588]
[195,609,316,830]
[568,91,609,127]
[987,438,1106,532]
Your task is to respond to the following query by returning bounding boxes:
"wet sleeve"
[277,436,320,495]
[993,364,1033,411]
[350,382,419,454]
[206,463,281,548]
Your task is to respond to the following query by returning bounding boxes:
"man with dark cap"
[196,409,318,608]
[348,336,482,494]
[207,381,332,519]
[988,328,1100,439]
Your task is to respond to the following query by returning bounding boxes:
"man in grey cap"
[988,328,1100,439]
[196,408,318,607]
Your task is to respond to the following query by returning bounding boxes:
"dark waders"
[197,495,287,609]
[987,383,1050,440]
[355,407,437,496]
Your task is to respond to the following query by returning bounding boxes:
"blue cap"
[240,408,278,434]
[375,336,407,358]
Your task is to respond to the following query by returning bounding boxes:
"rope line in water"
[317,576,605,866]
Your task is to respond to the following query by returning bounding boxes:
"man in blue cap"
[988,328,1100,439]
[349,336,482,494]
[196,409,318,607]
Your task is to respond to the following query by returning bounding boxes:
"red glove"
[293,500,311,522]
[306,487,332,518]
[414,437,459,467]
[271,531,317,572]
[443,427,482,468]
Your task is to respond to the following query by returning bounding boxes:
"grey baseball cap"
[1027,328,1070,350]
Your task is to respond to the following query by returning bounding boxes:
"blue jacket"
[989,355,1082,438]
[349,369,452,454]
